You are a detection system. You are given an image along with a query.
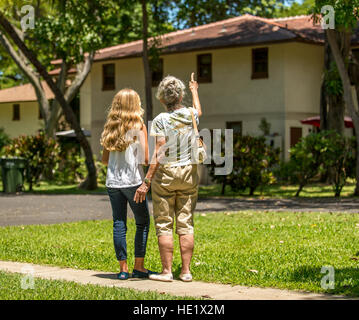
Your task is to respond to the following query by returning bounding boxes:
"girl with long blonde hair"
[101,88,157,280]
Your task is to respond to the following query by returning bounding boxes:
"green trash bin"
[0,157,27,193]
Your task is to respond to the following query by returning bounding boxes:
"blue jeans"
[107,186,150,261]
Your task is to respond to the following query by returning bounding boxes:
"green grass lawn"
[1,179,359,198]
[6,181,107,195]
[0,211,359,296]
[198,181,359,198]
[0,271,196,300]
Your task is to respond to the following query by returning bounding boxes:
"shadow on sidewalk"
[93,273,150,281]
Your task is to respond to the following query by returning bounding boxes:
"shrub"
[286,131,356,197]
[0,127,10,153]
[54,154,107,186]
[208,134,280,195]
[54,154,84,184]
[324,134,356,197]
[285,132,327,196]
[3,131,61,191]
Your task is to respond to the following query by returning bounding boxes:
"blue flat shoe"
[132,269,158,279]
[117,272,129,280]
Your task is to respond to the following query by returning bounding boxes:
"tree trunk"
[0,30,51,124]
[141,0,153,123]
[326,29,359,195]
[249,187,255,196]
[46,61,68,137]
[328,95,345,134]
[0,13,97,190]
[221,180,226,195]
[326,30,350,136]
[295,184,304,197]
[320,33,330,131]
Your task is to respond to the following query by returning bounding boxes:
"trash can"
[0,157,27,193]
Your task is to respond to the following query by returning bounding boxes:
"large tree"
[141,0,153,122]
[314,0,359,194]
[275,0,315,18]
[0,0,121,189]
[138,0,173,122]
[170,0,287,28]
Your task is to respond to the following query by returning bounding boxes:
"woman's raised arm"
[189,72,202,117]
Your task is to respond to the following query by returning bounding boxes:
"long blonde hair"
[100,88,144,152]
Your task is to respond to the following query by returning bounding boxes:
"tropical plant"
[0,127,10,152]
[3,131,61,191]
[286,130,356,197]
[209,134,280,195]
[314,0,359,194]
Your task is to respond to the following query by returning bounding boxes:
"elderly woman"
[134,73,202,282]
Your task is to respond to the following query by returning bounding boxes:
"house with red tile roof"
[0,81,53,137]
[73,14,358,160]
[1,14,358,162]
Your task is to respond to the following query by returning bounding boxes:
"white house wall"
[80,42,324,159]
[0,101,44,138]
[283,42,324,160]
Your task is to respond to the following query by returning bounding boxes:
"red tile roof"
[0,81,54,103]
[47,14,357,73]
[48,67,77,75]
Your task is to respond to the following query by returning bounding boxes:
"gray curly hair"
[156,75,186,110]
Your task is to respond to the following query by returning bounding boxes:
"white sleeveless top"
[105,142,144,188]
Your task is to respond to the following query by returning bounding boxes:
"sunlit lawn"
[198,181,359,199]
[0,271,197,300]
[1,211,359,296]
[0,180,107,195]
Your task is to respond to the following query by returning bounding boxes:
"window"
[290,127,302,147]
[252,48,268,79]
[152,59,163,87]
[226,121,242,135]
[197,54,212,83]
[12,104,20,121]
[102,63,115,91]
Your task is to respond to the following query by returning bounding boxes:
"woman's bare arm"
[189,72,202,117]
[134,136,165,203]
[102,148,110,165]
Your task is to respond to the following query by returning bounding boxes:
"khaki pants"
[151,164,198,236]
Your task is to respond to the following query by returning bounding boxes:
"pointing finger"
[191,72,194,82]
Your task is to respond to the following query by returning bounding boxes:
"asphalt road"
[1,193,359,226]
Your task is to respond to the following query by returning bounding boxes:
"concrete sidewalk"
[0,260,355,300]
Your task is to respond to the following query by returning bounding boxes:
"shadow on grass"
[289,265,359,297]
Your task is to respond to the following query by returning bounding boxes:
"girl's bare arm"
[140,124,149,165]
[134,136,165,203]
[102,148,110,165]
